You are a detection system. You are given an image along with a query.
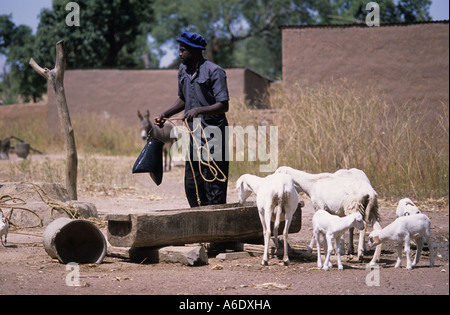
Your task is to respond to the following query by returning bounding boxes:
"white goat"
[332,168,372,255]
[0,213,8,247]
[395,197,429,252]
[368,214,434,270]
[396,198,421,217]
[276,166,381,264]
[334,168,371,184]
[236,173,298,266]
[313,210,365,270]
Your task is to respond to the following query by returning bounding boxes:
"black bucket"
[132,137,164,185]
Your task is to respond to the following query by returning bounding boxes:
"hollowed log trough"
[107,201,303,248]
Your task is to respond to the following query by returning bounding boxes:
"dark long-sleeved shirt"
[178,58,229,130]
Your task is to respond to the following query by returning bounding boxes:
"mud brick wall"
[45,68,272,132]
[281,22,449,113]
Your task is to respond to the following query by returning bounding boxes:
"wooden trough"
[106,201,303,248]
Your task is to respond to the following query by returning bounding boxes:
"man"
[154,32,229,207]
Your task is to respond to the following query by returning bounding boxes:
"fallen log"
[107,201,303,248]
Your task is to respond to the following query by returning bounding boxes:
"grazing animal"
[0,213,8,247]
[332,168,372,255]
[395,197,429,251]
[0,138,11,160]
[396,198,421,217]
[276,166,381,264]
[313,210,365,270]
[138,110,175,171]
[236,173,298,266]
[368,214,434,270]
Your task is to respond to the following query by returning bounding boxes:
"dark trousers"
[184,160,229,208]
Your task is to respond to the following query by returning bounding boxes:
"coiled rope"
[165,117,227,207]
[0,183,80,229]
[0,195,42,229]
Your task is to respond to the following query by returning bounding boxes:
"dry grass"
[1,114,142,195]
[0,154,138,197]
[70,113,143,156]
[1,81,448,201]
[227,81,449,200]
[0,112,143,156]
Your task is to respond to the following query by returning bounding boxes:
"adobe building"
[45,67,272,131]
[3,21,448,132]
[280,21,449,113]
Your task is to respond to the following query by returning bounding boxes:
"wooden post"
[29,40,78,200]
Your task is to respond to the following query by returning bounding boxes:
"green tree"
[2,0,433,103]
[8,25,44,102]
[0,14,15,55]
[315,0,431,24]
[1,14,16,103]
[34,0,156,70]
[1,0,157,103]
[0,15,44,103]
[151,0,431,79]
[395,0,432,22]
[151,0,316,78]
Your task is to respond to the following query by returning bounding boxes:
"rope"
[165,117,227,207]
[0,183,81,229]
[0,195,43,229]
[30,183,80,220]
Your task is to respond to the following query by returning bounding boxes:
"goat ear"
[293,182,302,193]
[240,181,246,192]
[137,110,143,120]
[146,110,150,119]
[247,182,255,194]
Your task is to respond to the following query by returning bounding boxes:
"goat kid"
[332,168,372,257]
[396,198,421,217]
[395,197,429,250]
[236,173,298,266]
[313,210,365,270]
[368,214,434,270]
[276,166,381,264]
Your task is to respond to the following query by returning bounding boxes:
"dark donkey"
[138,110,175,171]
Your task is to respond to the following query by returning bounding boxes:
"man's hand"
[154,114,166,128]
[183,108,203,121]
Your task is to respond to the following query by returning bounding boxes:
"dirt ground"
[0,157,448,296]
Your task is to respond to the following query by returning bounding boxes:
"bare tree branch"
[29,40,78,200]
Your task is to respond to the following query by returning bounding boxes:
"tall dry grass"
[1,112,142,156]
[0,155,137,196]
[0,114,51,152]
[1,113,143,195]
[227,81,449,200]
[2,82,448,201]
[65,113,143,155]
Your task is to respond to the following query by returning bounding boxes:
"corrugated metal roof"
[279,20,449,30]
